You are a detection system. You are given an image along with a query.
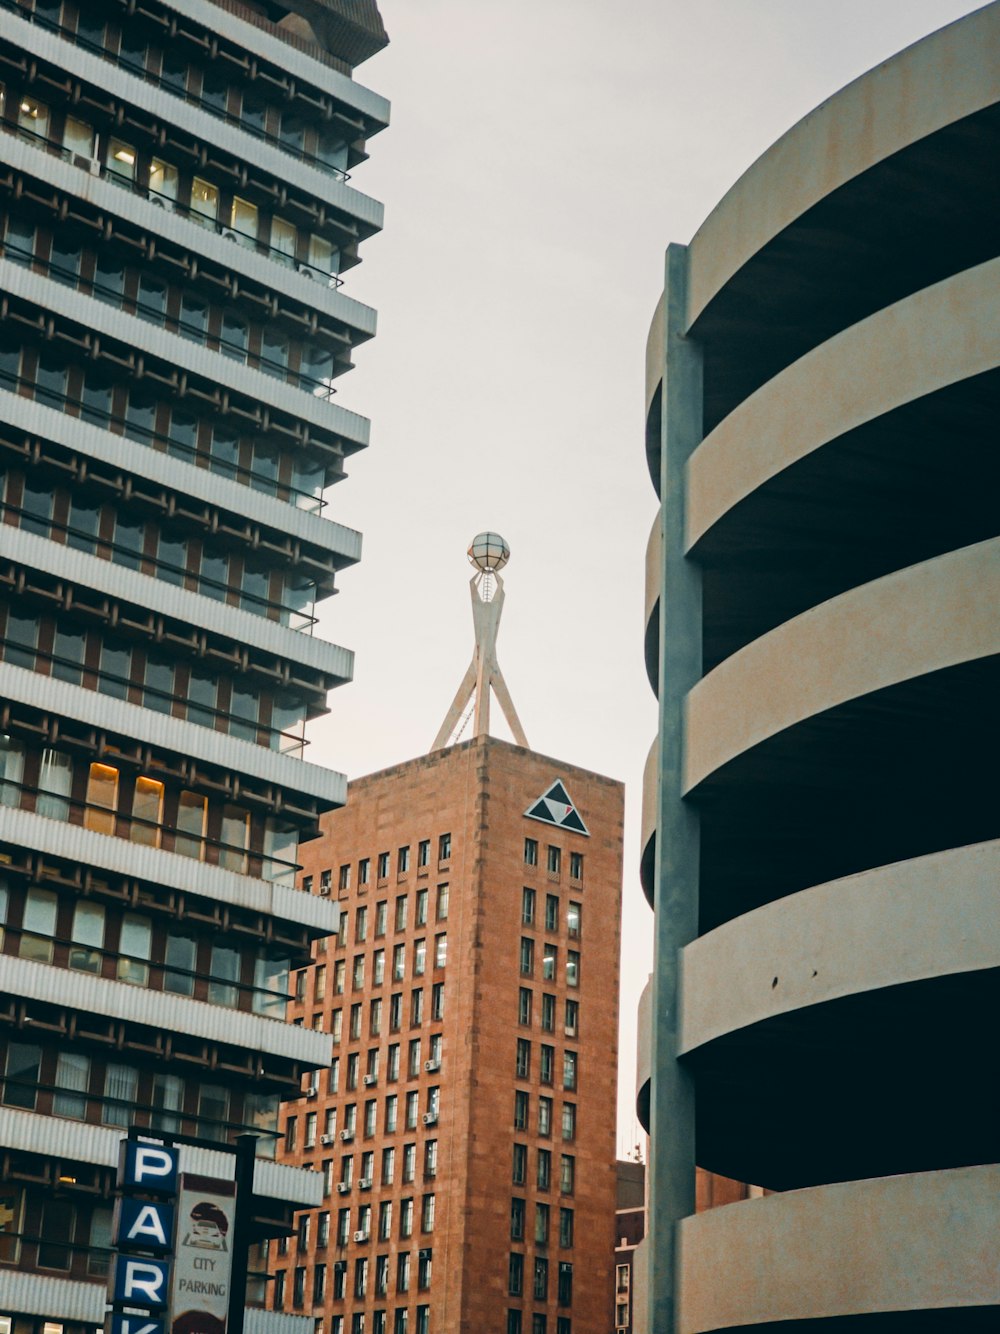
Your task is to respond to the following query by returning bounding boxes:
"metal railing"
[0,0,356,182]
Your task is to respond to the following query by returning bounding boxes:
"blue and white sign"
[116,1197,176,1253]
[112,1256,171,1308]
[118,1142,179,1197]
[111,1317,165,1334]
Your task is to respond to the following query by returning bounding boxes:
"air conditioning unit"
[336,1182,351,1195]
[221,228,239,241]
[422,1111,438,1126]
[297,263,315,279]
[423,1059,440,1073]
[88,158,102,176]
[353,1230,367,1243]
[358,1178,372,1191]
[320,1133,336,1145]
[565,1025,578,1038]
[418,1248,432,1261]
[305,1086,318,1099]
[339,1128,354,1141]
[319,883,331,896]
[363,1074,377,1087]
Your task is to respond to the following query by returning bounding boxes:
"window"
[507,1316,523,1334]
[547,846,561,874]
[20,887,57,963]
[508,1252,524,1296]
[379,852,391,881]
[408,1038,421,1078]
[353,955,365,990]
[381,1146,395,1185]
[106,138,137,186]
[535,1203,550,1245]
[384,1095,397,1134]
[520,938,534,976]
[538,1097,552,1137]
[364,1100,377,1138]
[567,951,580,988]
[434,933,447,968]
[84,762,119,835]
[356,906,368,941]
[389,993,402,1030]
[522,887,536,925]
[418,1252,433,1291]
[398,846,410,874]
[424,1139,438,1178]
[537,1148,551,1191]
[558,1261,573,1306]
[418,839,430,868]
[387,1045,400,1081]
[512,1143,527,1185]
[570,852,584,881]
[304,1112,317,1148]
[560,1154,575,1195]
[545,894,559,932]
[560,1207,574,1248]
[230,196,258,247]
[510,1197,525,1241]
[271,216,297,267]
[334,960,346,995]
[331,1009,343,1044]
[395,895,407,930]
[105,1064,138,1128]
[374,897,386,935]
[540,1045,554,1086]
[118,913,152,986]
[524,838,538,866]
[378,1200,392,1240]
[542,945,557,982]
[338,864,351,892]
[400,1197,414,1238]
[513,1090,528,1131]
[436,883,449,921]
[415,889,427,926]
[149,157,178,207]
[564,1052,578,1091]
[421,1193,435,1232]
[54,1051,90,1120]
[518,988,532,1026]
[350,1003,363,1040]
[565,999,579,1037]
[190,177,220,225]
[515,1039,531,1080]
[393,945,406,981]
[354,1257,368,1298]
[3,1042,41,1109]
[337,1208,351,1245]
[410,988,423,1026]
[534,1256,549,1301]
[38,1199,76,1270]
[337,910,348,948]
[373,950,385,986]
[413,938,426,976]
[70,902,105,974]
[562,1103,576,1142]
[431,982,445,1021]
[370,997,382,1035]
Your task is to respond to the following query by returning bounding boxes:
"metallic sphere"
[468,532,510,572]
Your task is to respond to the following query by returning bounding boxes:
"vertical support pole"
[647,243,703,1334]
[227,1134,258,1334]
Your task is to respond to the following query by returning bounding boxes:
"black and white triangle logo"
[524,780,589,836]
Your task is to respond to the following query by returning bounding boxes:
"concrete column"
[647,242,703,1334]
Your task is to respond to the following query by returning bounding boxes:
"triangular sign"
[524,781,590,836]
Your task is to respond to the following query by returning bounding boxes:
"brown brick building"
[271,734,624,1334]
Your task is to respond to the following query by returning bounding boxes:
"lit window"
[568,901,581,938]
[190,177,220,226]
[149,157,178,207]
[542,945,557,982]
[434,933,447,968]
[230,196,258,247]
[106,138,137,185]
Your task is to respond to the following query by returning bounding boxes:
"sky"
[308,0,986,1155]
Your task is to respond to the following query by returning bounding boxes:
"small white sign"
[169,1175,237,1334]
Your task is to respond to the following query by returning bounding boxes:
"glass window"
[198,1083,230,1140]
[62,115,95,159]
[17,95,50,144]
[547,846,561,874]
[520,938,534,976]
[66,496,101,556]
[164,931,196,995]
[219,804,250,872]
[106,138,137,186]
[570,852,584,881]
[516,1038,530,1080]
[84,761,119,833]
[38,1199,75,1269]
[519,987,532,1026]
[160,49,187,95]
[272,216,298,267]
[2,215,34,267]
[209,424,240,479]
[50,230,82,287]
[36,748,72,820]
[130,775,164,847]
[20,471,55,530]
[149,158,178,207]
[0,734,25,808]
[54,1051,90,1119]
[562,1103,576,1141]
[118,913,152,985]
[512,1142,527,1185]
[545,894,559,932]
[209,944,240,1006]
[190,177,220,226]
[230,196,259,247]
[136,272,167,324]
[19,887,57,962]
[568,901,581,937]
[124,387,157,443]
[522,887,535,925]
[92,254,125,309]
[308,234,336,280]
[538,1096,552,1138]
[436,883,449,920]
[3,1042,41,1109]
[564,1051,578,1091]
[221,312,249,363]
[543,945,557,981]
[69,901,105,973]
[560,1154,575,1194]
[560,1206,574,1248]
[175,789,207,860]
[103,1063,137,1127]
[567,951,580,988]
[524,838,538,866]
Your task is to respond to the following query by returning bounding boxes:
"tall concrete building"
[0,0,387,1323]
[637,5,1000,1331]
[272,541,625,1334]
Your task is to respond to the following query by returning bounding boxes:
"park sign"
[108,1140,239,1334]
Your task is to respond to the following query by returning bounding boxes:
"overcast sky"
[308,0,985,1153]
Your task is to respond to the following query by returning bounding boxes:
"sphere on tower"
[468,531,510,572]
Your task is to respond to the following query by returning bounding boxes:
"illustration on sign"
[524,780,590,835]
[170,1175,237,1334]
